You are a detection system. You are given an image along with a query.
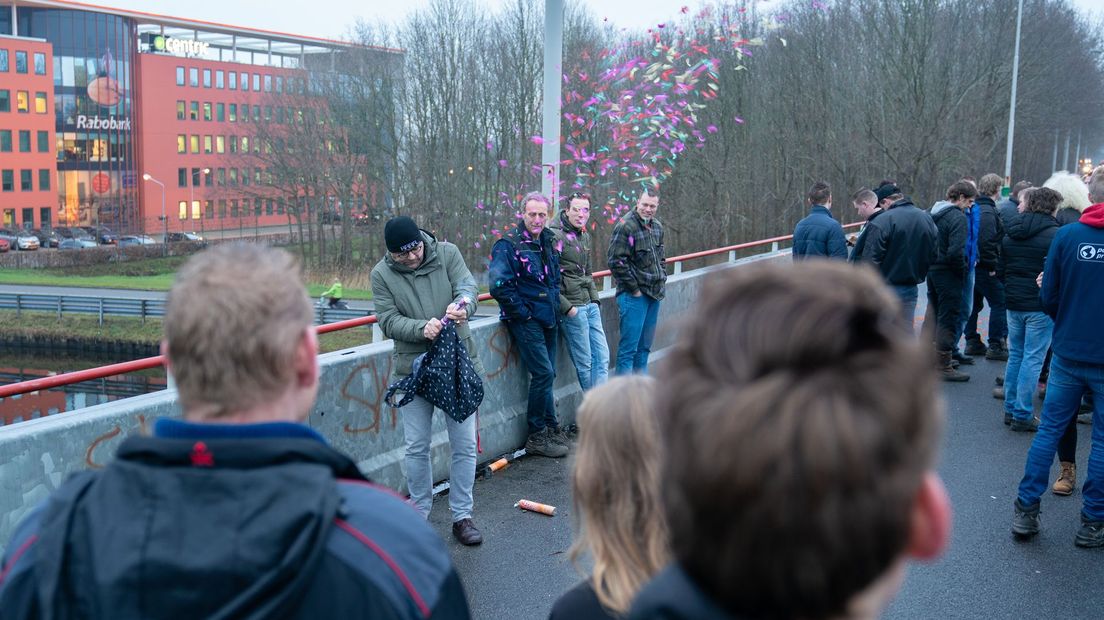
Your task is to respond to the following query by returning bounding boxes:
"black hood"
[1007,212,1058,241]
[33,435,364,619]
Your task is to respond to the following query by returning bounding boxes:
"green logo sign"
[153,35,166,52]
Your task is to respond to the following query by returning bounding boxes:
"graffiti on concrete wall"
[84,414,149,468]
[338,357,397,435]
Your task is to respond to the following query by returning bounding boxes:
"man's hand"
[1036,272,1044,288]
[423,318,443,340]
[566,306,578,318]
[445,302,467,323]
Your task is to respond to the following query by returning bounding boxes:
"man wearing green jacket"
[371,216,485,546]
[550,191,609,390]
[321,278,343,308]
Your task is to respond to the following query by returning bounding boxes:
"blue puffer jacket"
[792,205,848,260]
[489,223,562,328]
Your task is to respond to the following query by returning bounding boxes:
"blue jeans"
[890,284,919,331]
[400,395,476,522]
[505,319,559,434]
[955,268,975,350]
[966,269,1007,344]
[561,303,610,390]
[1004,311,1053,422]
[1017,354,1104,521]
[616,292,660,374]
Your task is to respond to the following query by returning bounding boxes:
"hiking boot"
[525,428,568,458]
[1075,518,1104,548]
[452,518,484,546]
[993,387,1005,400]
[952,351,975,366]
[1010,416,1040,433]
[548,426,572,447]
[964,339,988,356]
[1052,462,1076,497]
[985,341,1009,361]
[1012,499,1041,539]
[938,352,970,382]
[1004,411,1012,426]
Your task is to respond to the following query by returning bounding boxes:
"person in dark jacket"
[372,216,485,545]
[863,182,938,329]
[608,188,666,374]
[1012,174,1104,548]
[490,191,569,458]
[928,182,975,381]
[963,174,1009,360]
[848,188,883,263]
[0,244,470,619]
[998,188,1060,433]
[792,181,848,260]
[1044,171,1091,227]
[633,261,950,620]
[997,180,1033,230]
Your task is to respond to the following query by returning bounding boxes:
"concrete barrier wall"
[0,250,788,550]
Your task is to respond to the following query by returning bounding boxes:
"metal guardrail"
[0,222,863,399]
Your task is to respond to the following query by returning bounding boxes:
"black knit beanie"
[384,216,422,253]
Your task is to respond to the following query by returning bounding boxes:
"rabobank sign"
[76,115,132,131]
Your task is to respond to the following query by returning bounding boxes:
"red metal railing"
[0,223,863,399]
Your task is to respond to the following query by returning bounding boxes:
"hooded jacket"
[0,420,470,619]
[974,195,1004,271]
[791,205,848,260]
[929,201,967,273]
[549,211,600,314]
[489,223,562,328]
[999,212,1058,312]
[1040,203,1104,364]
[862,198,938,285]
[371,230,483,380]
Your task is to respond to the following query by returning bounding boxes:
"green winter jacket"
[370,230,484,380]
[549,211,600,315]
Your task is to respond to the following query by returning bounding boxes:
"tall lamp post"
[142,173,166,254]
[189,167,210,238]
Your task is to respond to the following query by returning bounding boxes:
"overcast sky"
[101,0,1104,42]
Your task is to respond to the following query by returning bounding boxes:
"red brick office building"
[1,0,397,235]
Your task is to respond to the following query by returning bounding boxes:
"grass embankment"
[1,310,373,354]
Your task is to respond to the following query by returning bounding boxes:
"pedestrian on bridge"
[792,181,848,260]
[847,188,882,263]
[963,173,1009,361]
[608,187,666,374]
[928,181,975,382]
[372,215,486,546]
[0,243,471,619]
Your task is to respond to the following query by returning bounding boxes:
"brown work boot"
[938,351,970,382]
[452,518,483,545]
[1052,462,1076,496]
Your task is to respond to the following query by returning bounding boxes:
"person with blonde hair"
[1043,171,1092,225]
[550,376,669,619]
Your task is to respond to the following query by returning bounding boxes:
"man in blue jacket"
[1012,172,1104,548]
[489,191,569,458]
[0,244,471,619]
[792,181,848,260]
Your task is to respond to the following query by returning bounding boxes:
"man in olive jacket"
[550,191,609,391]
[371,216,485,546]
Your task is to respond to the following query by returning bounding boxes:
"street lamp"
[142,173,166,251]
[189,167,211,237]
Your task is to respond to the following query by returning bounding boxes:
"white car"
[119,235,157,247]
[14,232,39,251]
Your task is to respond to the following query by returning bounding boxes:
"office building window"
[190,168,200,186]
[228,135,237,153]
[40,207,51,228]
[240,102,249,123]
[38,169,50,191]
[190,101,198,121]
[203,69,211,88]
[0,50,8,72]
[264,105,272,122]
[178,168,188,187]
[20,169,32,191]
[252,105,260,122]
[240,136,249,152]
[230,199,239,217]
[18,130,30,152]
[217,168,226,186]
[218,199,227,218]
[205,168,213,186]
[254,168,262,184]
[178,201,187,220]
[240,72,249,91]
[215,70,224,89]
[228,168,237,186]
[203,135,212,154]
[228,71,237,90]
[37,131,48,152]
[0,130,10,152]
[216,102,225,122]
[255,198,262,216]
[16,51,28,73]
[176,66,185,86]
[276,76,283,93]
[252,74,260,91]
[266,199,274,215]
[34,53,46,75]
[1,170,12,191]
[203,102,212,121]
[264,75,272,92]
[176,100,186,120]
[16,90,29,113]
[189,67,198,87]
[216,135,225,154]
[177,134,186,153]
[190,134,199,154]
[34,92,47,114]
[240,167,249,186]
[0,90,8,112]
[205,200,214,219]
[228,103,237,122]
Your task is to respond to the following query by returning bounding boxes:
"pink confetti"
[530,135,545,145]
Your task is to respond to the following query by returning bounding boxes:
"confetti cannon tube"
[515,499,556,516]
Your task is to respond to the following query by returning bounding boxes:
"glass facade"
[1,5,139,230]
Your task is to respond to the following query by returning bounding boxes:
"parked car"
[58,238,99,250]
[119,235,157,247]
[0,229,40,251]
[30,229,61,248]
[81,226,118,245]
[0,238,9,253]
[164,231,205,243]
[0,229,17,247]
[54,226,93,241]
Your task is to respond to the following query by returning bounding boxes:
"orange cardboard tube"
[515,499,556,516]
[489,458,509,472]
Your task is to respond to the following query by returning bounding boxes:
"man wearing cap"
[861,182,938,328]
[489,192,570,459]
[371,216,485,546]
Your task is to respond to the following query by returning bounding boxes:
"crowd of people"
[0,173,1101,618]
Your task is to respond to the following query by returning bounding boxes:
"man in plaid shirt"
[607,188,666,374]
